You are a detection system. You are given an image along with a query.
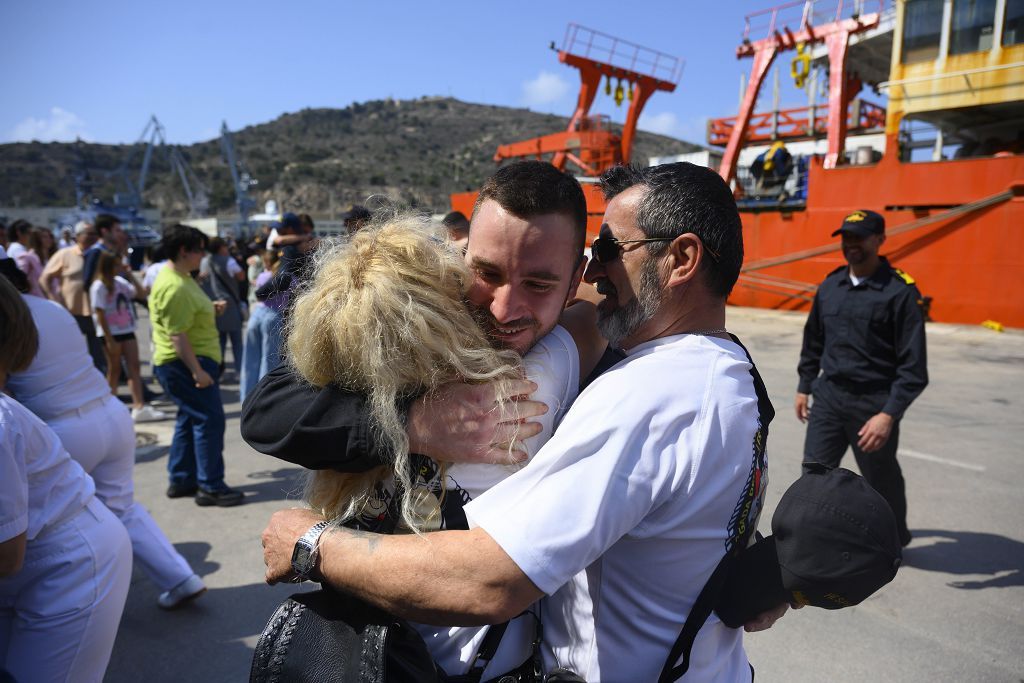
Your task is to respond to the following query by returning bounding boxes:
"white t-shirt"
[0,394,95,543]
[7,295,111,421]
[89,276,137,336]
[467,334,767,682]
[5,241,27,261]
[143,260,170,291]
[411,325,580,679]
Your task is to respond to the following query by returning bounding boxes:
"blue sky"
[1,0,822,146]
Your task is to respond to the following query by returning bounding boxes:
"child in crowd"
[90,250,166,423]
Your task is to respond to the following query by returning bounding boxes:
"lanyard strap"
[658,334,774,683]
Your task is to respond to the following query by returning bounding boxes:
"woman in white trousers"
[6,292,204,608]
[1,275,132,682]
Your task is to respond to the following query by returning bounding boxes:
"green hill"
[0,97,703,217]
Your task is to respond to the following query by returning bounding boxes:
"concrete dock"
[104,307,1024,682]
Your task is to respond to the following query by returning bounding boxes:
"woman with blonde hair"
[280,211,589,678]
[288,213,524,533]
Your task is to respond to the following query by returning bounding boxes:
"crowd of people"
[0,207,356,681]
[0,160,925,681]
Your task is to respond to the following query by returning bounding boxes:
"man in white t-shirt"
[262,162,783,680]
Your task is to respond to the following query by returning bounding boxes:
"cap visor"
[832,225,873,237]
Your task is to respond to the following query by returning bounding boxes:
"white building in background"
[649,149,724,169]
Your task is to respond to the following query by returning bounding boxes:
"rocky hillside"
[0,97,703,217]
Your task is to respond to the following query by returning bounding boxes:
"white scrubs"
[8,295,193,591]
[0,394,132,683]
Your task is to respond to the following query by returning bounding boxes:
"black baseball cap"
[832,209,885,237]
[341,205,371,222]
[714,467,902,628]
[270,211,301,233]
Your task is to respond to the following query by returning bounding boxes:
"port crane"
[112,115,210,218]
[219,120,258,235]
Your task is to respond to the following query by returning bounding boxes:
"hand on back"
[407,379,548,465]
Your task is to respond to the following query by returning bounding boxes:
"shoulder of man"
[814,265,847,295]
[881,263,929,318]
[823,264,847,282]
[884,262,923,295]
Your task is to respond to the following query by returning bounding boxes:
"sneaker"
[195,487,245,507]
[132,405,169,423]
[157,574,207,610]
[166,482,198,498]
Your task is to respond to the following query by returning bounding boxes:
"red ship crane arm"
[494,24,682,177]
[719,0,882,186]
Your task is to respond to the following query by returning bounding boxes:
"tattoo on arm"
[330,527,382,554]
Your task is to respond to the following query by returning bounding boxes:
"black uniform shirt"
[797,257,928,419]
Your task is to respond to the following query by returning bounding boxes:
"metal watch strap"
[292,520,331,578]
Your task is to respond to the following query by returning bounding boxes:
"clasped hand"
[406,379,548,464]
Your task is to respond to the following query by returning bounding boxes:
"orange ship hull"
[732,152,1024,327]
[453,151,1024,328]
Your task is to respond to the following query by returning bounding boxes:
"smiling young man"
[260,162,780,681]
[241,160,596,469]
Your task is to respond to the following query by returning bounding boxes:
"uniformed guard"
[796,209,928,547]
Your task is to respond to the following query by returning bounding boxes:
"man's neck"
[849,256,881,280]
[620,300,728,351]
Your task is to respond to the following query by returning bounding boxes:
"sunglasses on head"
[589,234,722,265]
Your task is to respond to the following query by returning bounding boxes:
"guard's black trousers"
[802,379,910,544]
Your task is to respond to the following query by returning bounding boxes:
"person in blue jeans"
[240,249,285,401]
[148,224,244,507]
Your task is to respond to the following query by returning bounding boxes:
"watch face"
[293,544,312,568]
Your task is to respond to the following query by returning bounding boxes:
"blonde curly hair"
[286,211,523,532]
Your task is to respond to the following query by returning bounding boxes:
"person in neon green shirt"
[150,225,244,508]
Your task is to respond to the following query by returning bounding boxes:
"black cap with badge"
[341,205,372,223]
[714,466,902,628]
[831,209,885,237]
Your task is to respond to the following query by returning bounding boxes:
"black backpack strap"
[467,621,510,677]
[658,553,735,683]
[658,334,773,682]
[442,609,541,683]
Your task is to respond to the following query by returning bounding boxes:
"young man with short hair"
[82,214,125,287]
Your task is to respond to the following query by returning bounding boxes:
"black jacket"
[797,257,928,418]
[240,363,396,472]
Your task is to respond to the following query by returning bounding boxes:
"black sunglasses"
[590,236,673,264]
[590,235,721,265]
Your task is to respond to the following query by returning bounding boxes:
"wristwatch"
[291,520,331,580]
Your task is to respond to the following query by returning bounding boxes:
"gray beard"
[596,256,664,347]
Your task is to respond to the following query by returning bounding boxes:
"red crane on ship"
[451,24,683,234]
[494,24,682,177]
